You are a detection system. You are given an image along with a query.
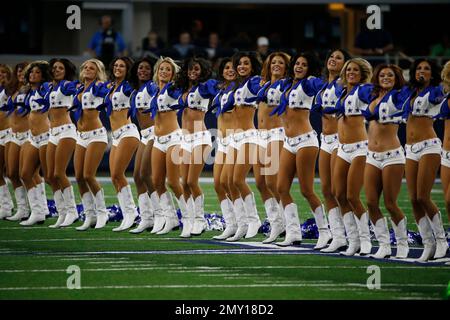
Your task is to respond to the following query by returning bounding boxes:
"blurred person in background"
[141,30,165,58]
[87,15,127,67]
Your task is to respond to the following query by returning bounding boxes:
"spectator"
[256,36,271,61]
[205,32,222,60]
[87,15,127,67]
[229,31,253,51]
[172,31,195,60]
[141,30,165,58]
[430,33,450,57]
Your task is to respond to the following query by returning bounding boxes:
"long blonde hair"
[339,58,373,87]
[153,57,180,84]
[79,58,107,83]
[441,60,450,94]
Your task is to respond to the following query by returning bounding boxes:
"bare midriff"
[282,108,313,138]
[257,102,283,130]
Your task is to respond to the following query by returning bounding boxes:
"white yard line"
[0,282,445,291]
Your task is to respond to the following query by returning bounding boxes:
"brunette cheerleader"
[404,59,448,261]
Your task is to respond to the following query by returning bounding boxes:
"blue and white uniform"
[256,79,291,148]
[105,81,140,147]
[150,82,183,153]
[314,78,343,154]
[180,79,219,152]
[48,80,78,145]
[212,82,236,153]
[273,76,324,154]
[335,83,374,163]
[437,94,450,168]
[0,87,12,146]
[231,76,262,150]
[72,81,110,148]
[27,83,52,149]
[364,87,409,170]
[133,80,158,145]
[9,91,30,146]
[403,85,445,162]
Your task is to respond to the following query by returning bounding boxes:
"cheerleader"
[129,57,157,234]
[176,57,216,237]
[404,59,448,261]
[227,52,263,242]
[363,64,409,259]
[19,61,52,226]
[255,52,291,243]
[212,58,240,240]
[274,52,327,247]
[149,57,184,235]
[440,61,450,229]
[105,57,140,232]
[333,58,373,256]
[316,49,351,252]
[0,64,13,219]
[5,62,31,222]
[45,59,80,228]
[72,59,110,230]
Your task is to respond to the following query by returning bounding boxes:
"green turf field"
[0,180,449,300]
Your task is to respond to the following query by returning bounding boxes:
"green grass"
[0,181,448,300]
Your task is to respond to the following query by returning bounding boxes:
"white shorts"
[283,130,319,154]
[268,127,285,143]
[0,128,11,146]
[405,138,442,162]
[76,127,108,149]
[442,149,450,168]
[140,126,155,145]
[257,130,270,149]
[233,129,259,150]
[48,124,77,145]
[229,133,239,150]
[366,146,405,170]
[320,133,339,154]
[153,129,183,153]
[181,130,212,152]
[112,123,140,147]
[337,140,368,164]
[217,135,232,154]
[30,131,50,149]
[10,131,29,146]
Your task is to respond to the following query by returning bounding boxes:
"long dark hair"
[322,48,351,80]
[288,51,322,80]
[408,58,441,89]
[129,57,156,89]
[173,57,211,91]
[371,64,406,97]
[24,61,52,86]
[8,62,29,95]
[49,58,77,81]
[109,56,134,82]
[231,51,262,85]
